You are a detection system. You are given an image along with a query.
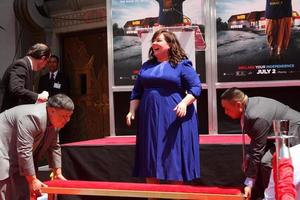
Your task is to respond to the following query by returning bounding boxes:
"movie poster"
[216,0,300,82]
[111,0,206,85]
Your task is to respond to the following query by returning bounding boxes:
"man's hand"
[244,186,252,200]
[36,91,49,103]
[53,174,67,180]
[52,168,67,180]
[26,177,48,198]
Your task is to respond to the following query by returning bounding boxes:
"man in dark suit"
[221,87,300,200]
[0,94,74,200]
[1,43,51,112]
[38,55,70,97]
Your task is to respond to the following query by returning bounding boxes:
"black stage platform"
[59,135,249,200]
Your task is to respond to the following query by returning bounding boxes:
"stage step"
[37,180,245,200]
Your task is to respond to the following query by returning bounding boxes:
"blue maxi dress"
[131,59,201,181]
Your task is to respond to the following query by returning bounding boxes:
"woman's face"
[151,33,170,62]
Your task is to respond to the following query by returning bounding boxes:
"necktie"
[50,73,55,81]
[241,113,247,173]
[49,73,55,93]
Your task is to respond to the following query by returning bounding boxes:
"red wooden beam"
[32,180,245,200]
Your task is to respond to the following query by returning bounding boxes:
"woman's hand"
[174,102,187,117]
[126,112,135,126]
[126,100,140,126]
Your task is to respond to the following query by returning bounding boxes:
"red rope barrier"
[272,154,296,200]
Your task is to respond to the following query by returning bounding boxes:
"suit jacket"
[0,57,38,112]
[38,70,70,96]
[0,103,61,180]
[243,97,300,179]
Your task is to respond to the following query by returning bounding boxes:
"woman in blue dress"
[126,29,201,184]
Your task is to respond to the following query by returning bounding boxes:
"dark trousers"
[0,178,11,200]
[0,173,29,200]
[251,146,275,200]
